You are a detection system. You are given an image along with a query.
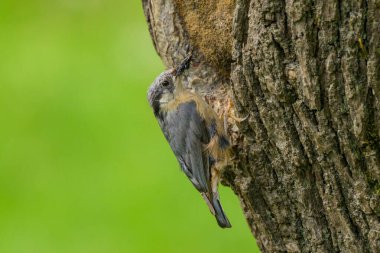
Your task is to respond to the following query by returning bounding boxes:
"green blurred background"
[0,1,259,252]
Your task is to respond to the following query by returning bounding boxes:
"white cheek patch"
[159,93,174,104]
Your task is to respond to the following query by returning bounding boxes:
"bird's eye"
[161,81,170,87]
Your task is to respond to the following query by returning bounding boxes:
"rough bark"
[142,0,380,252]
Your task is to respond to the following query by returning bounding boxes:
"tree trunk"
[142,0,380,252]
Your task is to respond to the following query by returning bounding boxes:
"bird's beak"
[173,53,192,77]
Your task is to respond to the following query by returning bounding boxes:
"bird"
[147,54,232,228]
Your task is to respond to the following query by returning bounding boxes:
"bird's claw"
[223,98,249,129]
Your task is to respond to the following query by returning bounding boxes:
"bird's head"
[147,70,176,115]
[147,53,192,115]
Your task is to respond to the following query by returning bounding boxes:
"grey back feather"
[158,101,211,193]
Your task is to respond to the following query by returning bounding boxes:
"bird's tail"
[201,192,231,228]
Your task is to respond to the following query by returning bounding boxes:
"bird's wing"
[160,101,211,193]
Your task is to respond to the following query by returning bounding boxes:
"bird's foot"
[222,97,249,130]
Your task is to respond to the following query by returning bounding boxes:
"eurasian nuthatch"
[147,54,231,228]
